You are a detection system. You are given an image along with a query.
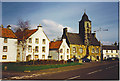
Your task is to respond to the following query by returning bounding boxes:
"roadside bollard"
[4,66,7,71]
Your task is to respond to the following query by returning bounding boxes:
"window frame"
[42,46,45,53]
[29,38,32,43]
[35,46,39,53]
[42,39,46,44]
[28,45,32,52]
[2,55,7,59]
[73,47,76,53]
[4,38,7,43]
[79,47,83,53]
[35,38,39,44]
[3,46,7,52]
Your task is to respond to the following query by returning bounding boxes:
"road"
[3,61,119,80]
[23,61,119,80]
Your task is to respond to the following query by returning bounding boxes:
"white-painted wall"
[103,50,119,59]
[59,39,70,61]
[18,26,50,61]
[0,38,17,62]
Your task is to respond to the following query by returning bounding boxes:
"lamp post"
[33,49,35,65]
[94,27,108,61]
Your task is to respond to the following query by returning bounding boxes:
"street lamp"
[94,27,108,61]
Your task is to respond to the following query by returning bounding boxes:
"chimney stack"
[92,33,96,36]
[7,25,11,30]
[1,24,4,28]
[37,24,43,30]
[63,27,67,35]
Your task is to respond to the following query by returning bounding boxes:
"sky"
[2,2,119,45]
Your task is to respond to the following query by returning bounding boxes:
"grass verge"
[2,62,82,72]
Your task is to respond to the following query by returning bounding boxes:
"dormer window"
[4,38,7,43]
[29,38,32,43]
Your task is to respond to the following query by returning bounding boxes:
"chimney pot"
[7,25,11,30]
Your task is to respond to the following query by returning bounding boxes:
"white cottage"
[15,25,50,61]
[0,25,17,62]
[49,39,70,61]
[102,45,119,59]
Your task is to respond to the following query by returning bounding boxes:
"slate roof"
[15,29,37,40]
[49,41,62,50]
[63,32,100,46]
[80,12,91,22]
[89,34,100,46]
[0,27,17,39]
[66,32,84,45]
[102,45,119,50]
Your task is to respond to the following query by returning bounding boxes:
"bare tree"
[15,19,31,62]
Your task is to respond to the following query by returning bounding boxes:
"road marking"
[68,75,80,80]
[88,69,102,75]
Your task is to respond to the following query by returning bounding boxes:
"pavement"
[2,61,119,80]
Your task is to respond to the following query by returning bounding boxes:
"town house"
[15,25,50,61]
[49,39,70,61]
[0,25,17,62]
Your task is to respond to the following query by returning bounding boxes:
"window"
[35,46,39,52]
[4,38,7,43]
[111,55,113,57]
[2,55,7,59]
[35,38,39,44]
[42,55,45,59]
[60,49,63,53]
[28,45,32,52]
[61,55,63,60]
[42,47,45,53]
[73,47,76,53]
[96,48,99,53]
[106,50,108,53]
[87,23,89,28]
[3,46,7,52]
[111,50,113,53]
[107,55,109,58]
[92,48,95,53]
[67,55,69,59]
[116,50,118,53]
[29,38,32,43]
[67,49,69,53]
[35,55,38,60]
[42,39,45,44]
[79,47,83,53]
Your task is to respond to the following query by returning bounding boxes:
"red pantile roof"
[49,41,62,49]
[0,27,17,39]
[15,29,37,40]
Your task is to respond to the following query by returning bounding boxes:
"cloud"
[41,19,75,41]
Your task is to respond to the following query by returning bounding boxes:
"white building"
[102,45,119,59]
[0,25,17,62]
[15,25,50,61]
[49,39,70,61]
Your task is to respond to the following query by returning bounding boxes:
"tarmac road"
[2,61,119,80]
[27,61,119,80]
